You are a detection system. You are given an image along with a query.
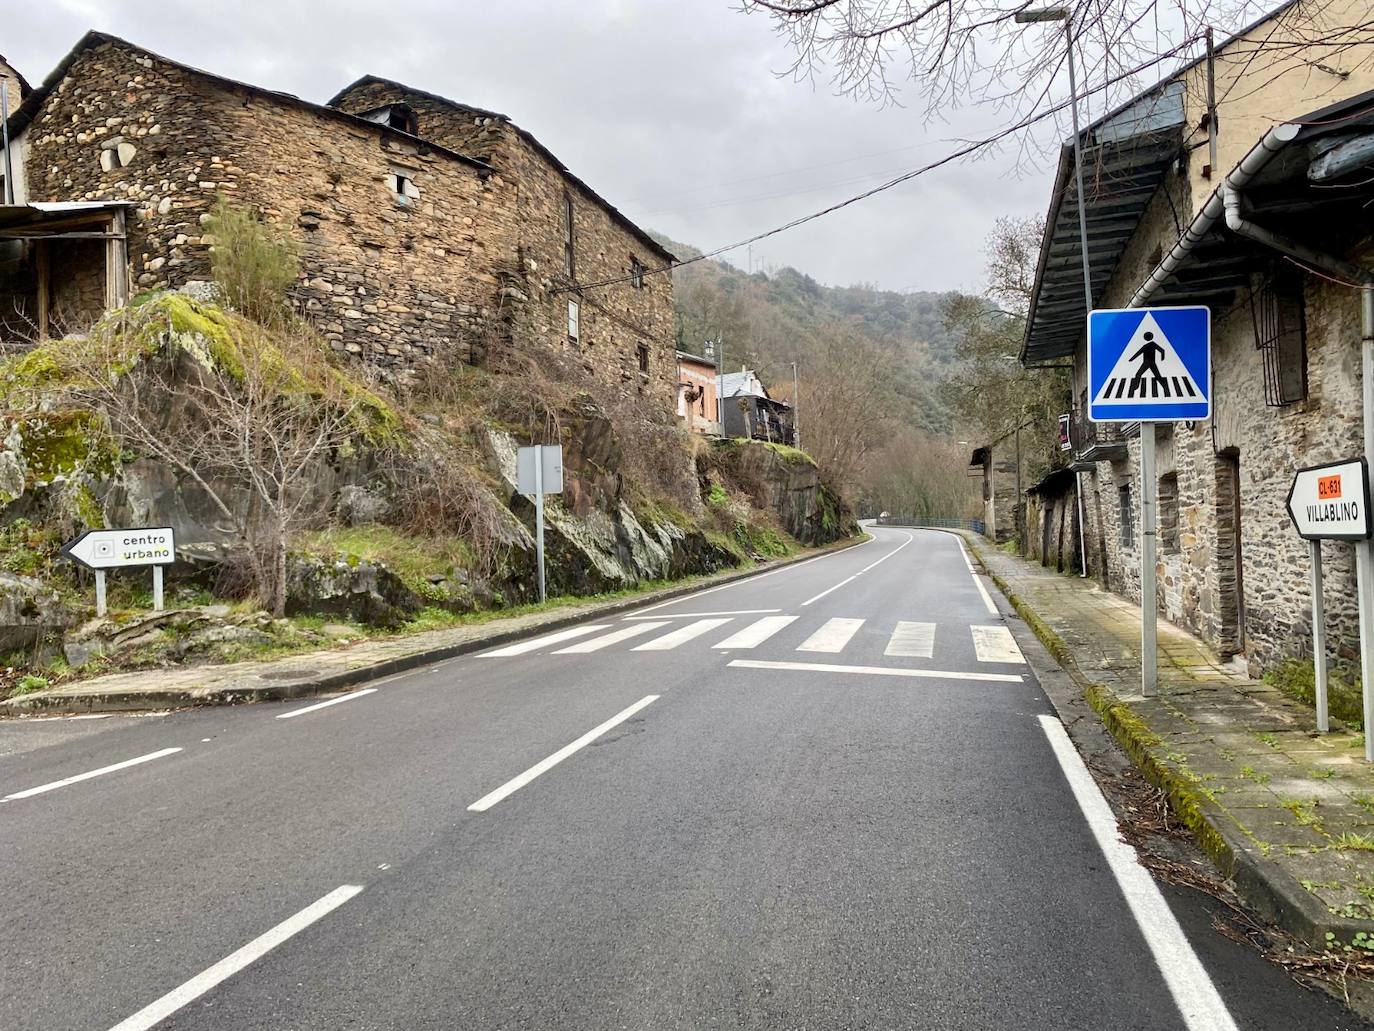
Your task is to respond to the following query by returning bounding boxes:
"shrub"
[205,196,299,325]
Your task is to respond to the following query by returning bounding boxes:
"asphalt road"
[1,526,1363,1030]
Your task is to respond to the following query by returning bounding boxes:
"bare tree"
[942,215,1069,474]
[745,2,1374,152]
[795,322,897,494]
[72,307,365,616]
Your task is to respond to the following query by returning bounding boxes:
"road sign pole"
[534,444,547,605]
[1141,421,1158,696]
[95,570,107,618]
[1310,539,1329,733]
[153,564,165,613]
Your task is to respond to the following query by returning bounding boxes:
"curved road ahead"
[1,526,1362,1029]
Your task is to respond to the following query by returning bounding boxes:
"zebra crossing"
[480,614,1025,664]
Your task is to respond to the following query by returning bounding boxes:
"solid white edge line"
[3,747,184,802]
[629,536,874,615]
[955,536,998,615]
[275,687,378,720]
[728,659,1022,683]
[467,694,660,811]
[1036,715,1238,1031]
[106,884,365,1031]
[801,531,914,607]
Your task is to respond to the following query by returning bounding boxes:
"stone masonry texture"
[19,36,675,413]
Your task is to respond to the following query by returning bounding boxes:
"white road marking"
[885,621,936,658]
[555,622,669,653]
[971,624,1025,664]
[797,617,866,653]
[275,687,378,720]
[106,885,365,1031]
[632,618,732,651]
[479,624,612,657]
[801,532,913,606]
[713,615,798,649]
[955,536,998,614]
[467,695,659,811]
[629,537,874,615]
[623,609,780,620]
[728,659,1022,683]
[1037,716,1238,1031]
[3,747,183,802]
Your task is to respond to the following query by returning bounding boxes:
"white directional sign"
[61,527,177,569]
[1088,306,1211,422]
[1287,459,1372,541]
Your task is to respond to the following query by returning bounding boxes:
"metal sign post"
[517,444,565,605]
[1286,456,1373,747]
[1089,306,1212,697]
[60,527,177,617]
[1310,539,1329,733]
[1140,422,1158,695]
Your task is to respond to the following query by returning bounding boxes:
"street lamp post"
[1017,6,1094,587]
[790,360,801,451]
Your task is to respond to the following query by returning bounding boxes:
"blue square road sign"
[1087,306,1210,423]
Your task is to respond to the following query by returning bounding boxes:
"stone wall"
[332,80,679,412]
[20,41,513,374]
[20,38,677,410]
[1072,154,1369,674]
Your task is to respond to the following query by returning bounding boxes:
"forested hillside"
[655,234,960,437]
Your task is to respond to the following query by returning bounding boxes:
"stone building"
[0,32,676,411]
[1022,0,1374,672]
[970,428,1028,546]
[675,349,719,435]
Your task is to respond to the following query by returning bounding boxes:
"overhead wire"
[555,34,1206,298]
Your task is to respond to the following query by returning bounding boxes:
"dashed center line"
[4,747,183,802]
[107,885,365,1031]
[468,695,660,811]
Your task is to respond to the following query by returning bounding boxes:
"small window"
[637,342,649,373]
[1119,485,1134,548]
[390,170,418,206]
[563,194,575,279]
[1251,265,1307,406]
[388,105,418,135]
[567,299,580,342]
[1159,473,1179,552]
[630,257,646,290]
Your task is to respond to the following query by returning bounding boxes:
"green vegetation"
[1264,657,1364,731]
[204,195,300,325]
[1280,798,1324,833]
[305,524,474,602]
[1333,832,1374,852]
[1239,765,1271,785]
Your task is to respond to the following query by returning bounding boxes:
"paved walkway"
[966,533,1374,945]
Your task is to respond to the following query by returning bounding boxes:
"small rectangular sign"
[517,444,564,496]
[1287,458,1372,541]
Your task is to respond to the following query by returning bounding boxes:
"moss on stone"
[1265,657,1364,731]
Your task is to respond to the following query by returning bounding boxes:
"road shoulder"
[1,535,868,716]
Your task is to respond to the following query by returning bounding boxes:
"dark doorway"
[1215,449,1245,657]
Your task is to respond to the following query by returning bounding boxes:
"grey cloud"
[10,0,1054,292]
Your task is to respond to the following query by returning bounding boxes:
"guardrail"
[875,516,986,535]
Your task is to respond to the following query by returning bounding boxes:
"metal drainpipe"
[1223,182,1374,757]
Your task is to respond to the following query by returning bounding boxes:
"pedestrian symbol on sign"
[1088,307,1210,422]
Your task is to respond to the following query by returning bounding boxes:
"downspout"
[1131,122,1302,308]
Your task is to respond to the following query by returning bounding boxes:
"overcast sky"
[7,0,1062,293]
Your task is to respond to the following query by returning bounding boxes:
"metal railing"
[875,515,986,534]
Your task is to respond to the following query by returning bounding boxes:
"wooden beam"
[35,239,49,340]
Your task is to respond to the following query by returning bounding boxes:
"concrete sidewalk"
[1,537,863,715]
[965,532,1374,950]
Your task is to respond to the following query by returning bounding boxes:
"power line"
[556,35,1204,298]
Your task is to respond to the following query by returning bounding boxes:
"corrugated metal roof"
[0,200,135,230]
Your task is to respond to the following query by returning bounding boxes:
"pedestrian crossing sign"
[1087,306,1210,422]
